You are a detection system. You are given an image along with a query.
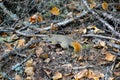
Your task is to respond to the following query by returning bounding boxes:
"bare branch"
[82,0,120,38]
[24,11,88,31]
[0,2,19,20]
[82,34,120,42]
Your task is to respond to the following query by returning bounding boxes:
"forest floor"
[0,0,120,80]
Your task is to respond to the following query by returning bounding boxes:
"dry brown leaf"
[1,32,7,37]
[52,71,62,80]
[102,2,108,10]
[87,25,104,33]
[25,67,34,76]
[44,69,52,76]
[0,74,2,79]
[77,56,84,61]
[113,48,119,52]
[87,70,104,79]
[94,40,107,48]
[15,74,22,80]
[74,69,88,80]
[35,47,44,58]
[25,58,33,67]
[105,52,116,61]
[25,77,32,80]
[99,41,106,47]
[50,23,58,31]
[44,58,51,63]
[16,39,25,48]
[39,53,49,59]
[50,7,60,16]
[29,13,43,23]
[5,43,13,50]
[90,2,96,9]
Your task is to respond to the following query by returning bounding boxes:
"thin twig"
[82,0,120,38]
[0,2,19,20]
[82,34,120,42]
[0,38,41,61]
[25,10,88,31]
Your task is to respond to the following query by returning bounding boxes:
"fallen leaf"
[87,25,104,33]
[35,47,44,58]
[25,67,34,76]
[25,77,32,80]
[39,53,49,59]
[50,23,58,31]
[25,58,33,67]
[44,58,51,63]
[83,28,87,34]
[29,13,43,23]
[87,70,104,79]
[74,69,88,80]
[15,39,25,48]
[105,52,115,61]
[44,69,52,76]
[0,74,2,79]
[50,7,60,16]
[15,74,22,80]
[52,71,62,80]
[99,41,106,47]
[5,43,13,50]
[102,1,108,10]
[90,2,96,9]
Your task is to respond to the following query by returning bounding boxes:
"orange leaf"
[29,13,43,23]
[50,7,60,16]
[105,52,115,61]
[102,2,108,10]
[17,39,25,48]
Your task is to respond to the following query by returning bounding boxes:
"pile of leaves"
[0,0,120,80]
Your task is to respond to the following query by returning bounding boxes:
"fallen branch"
[25,10,88,31]
[82,34,120,42]
[0,38,41,61]
[0,2,19,20]
[82,0,120,38]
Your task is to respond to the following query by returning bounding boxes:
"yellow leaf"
[50,7,60,16]
[52,71,62,80]
[102,2,108,10]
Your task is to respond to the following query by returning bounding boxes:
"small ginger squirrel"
[43,34,82,53]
